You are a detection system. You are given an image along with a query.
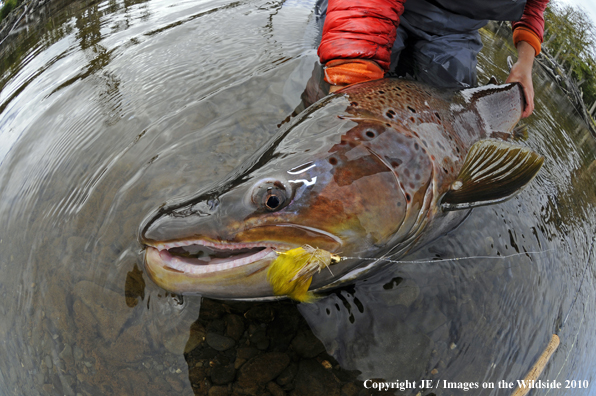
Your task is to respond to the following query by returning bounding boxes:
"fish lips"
[141,224,342,298]
[144,242,280,297]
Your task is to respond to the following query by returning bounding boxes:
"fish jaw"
[143,225,342,298]
[144,241,280,298]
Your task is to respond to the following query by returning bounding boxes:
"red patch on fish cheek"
[300,193,354,230]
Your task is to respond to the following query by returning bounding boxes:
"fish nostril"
[208,198,219,211]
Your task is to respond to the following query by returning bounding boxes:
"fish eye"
[250,179,292,212]
[264,189,285,211]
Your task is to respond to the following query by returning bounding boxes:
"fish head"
[140,79,541,300]
[140,95,416,299]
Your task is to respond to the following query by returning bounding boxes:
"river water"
[0,0,595,395]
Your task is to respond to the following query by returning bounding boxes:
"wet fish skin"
[140,78,541,299]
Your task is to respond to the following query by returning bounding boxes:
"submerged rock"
[206,333,236,352]
[291,359,340,396]
[237,352,290,388]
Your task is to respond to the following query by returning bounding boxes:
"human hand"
[506,41,536,118]
[329,84,346,93]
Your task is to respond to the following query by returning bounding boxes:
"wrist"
[514,41,535,71]
[512,27,541,56]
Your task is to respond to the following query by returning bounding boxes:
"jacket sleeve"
[512,0,549,55]
[317,0,406,71]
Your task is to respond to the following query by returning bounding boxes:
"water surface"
[1,1,595,395]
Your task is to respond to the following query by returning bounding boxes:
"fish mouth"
[142,224,343,297]
[145,240,289,276]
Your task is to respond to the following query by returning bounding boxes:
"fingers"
[506,66,535,118]
[507,41,536,119]
[521,84,534,118]
[517,77,534,118]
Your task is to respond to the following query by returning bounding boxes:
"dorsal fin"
[441,139,544,211]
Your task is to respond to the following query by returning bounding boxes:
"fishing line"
[270,246,555,302]
[340,233,595,394]
[339,248,557,296]
[508,232,595,396]
[340,250,554,265]
[545,305,587,395]
[560,232,595,329]
[542,232,596,394]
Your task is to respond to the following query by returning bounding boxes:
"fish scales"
[343,80,470,192]
[140,78,543,300]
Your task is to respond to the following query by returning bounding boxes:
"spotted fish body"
[140,79,543,299]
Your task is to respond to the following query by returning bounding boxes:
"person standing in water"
[316,0,549,118]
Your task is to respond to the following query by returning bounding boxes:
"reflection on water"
[0,1,595,395]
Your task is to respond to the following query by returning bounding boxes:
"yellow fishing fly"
[267,245,341,302]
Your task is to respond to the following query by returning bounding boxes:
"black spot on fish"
[329,157,338,165]
[422,140,428,147]
[354,297,364,313]
[456,146,460,153]
[326,308,331,315]
[414,143,419,150]
[397,202,402,207]
[437,141,445,150]
[443,167,449,174]
[435,112,441,120]
[406,193,411,202]
[350,101,358,107]
[407,106,416,113]
[365,130,375,138]
[410,117,416,123]
[382,277,403,290]
[386,123,391,127]
[378,90,385,94]
[390,160,401,167]
[509,229,520,253]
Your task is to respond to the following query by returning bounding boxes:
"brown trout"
[139,79,543,299]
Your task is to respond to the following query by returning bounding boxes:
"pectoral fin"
[441,139,544,211]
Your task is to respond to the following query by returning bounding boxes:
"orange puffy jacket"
[319,0,549,85]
